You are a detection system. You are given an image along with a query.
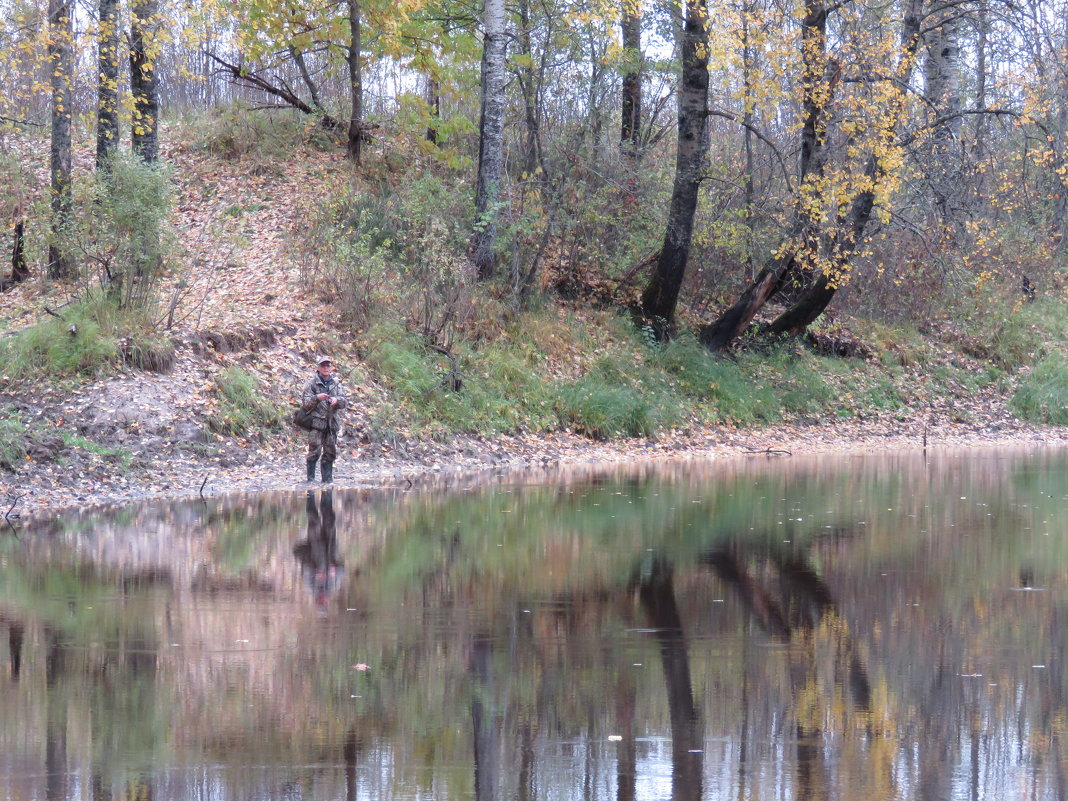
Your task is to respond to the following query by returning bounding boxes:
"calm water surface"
[2,447,1067,801]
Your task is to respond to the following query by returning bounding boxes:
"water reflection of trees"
[2,449,1067,799]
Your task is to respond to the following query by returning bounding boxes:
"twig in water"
[3,492,25,521]
[199,476,209,498]
[744,447,792,457]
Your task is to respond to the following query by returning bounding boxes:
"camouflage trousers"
[306,427,338,463]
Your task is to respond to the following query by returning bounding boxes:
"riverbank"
[4,396,1066,521]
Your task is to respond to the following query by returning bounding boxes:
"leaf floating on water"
[608,735,623,742]
[352,663,370,671]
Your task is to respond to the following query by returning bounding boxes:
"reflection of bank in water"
[293,490,343,611]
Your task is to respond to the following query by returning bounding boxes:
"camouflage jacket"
[301,374,348,431]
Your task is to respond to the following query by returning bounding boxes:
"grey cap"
[316,356,333,365]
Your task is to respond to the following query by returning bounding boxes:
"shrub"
[296,172,474,336]
[66,154,176,313]
[178,103,328,161]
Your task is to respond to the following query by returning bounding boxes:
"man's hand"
[316,393,329,401]
[329,397,338,406]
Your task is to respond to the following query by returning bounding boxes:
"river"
[1,446,1066,800]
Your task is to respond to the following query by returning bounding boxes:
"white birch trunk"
[471,0,508,280]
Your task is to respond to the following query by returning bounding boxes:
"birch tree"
[471,0,508,280]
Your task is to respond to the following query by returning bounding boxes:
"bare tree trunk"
[3,221,29,288]
[972,0,989,207]
[516,0,544,178]
[639,0,709,336]
[620,6,641,158]
[290,46,326,114]
[471,0,508,280]
[426,74,441,144]
[96,0,120,168]
[47,0,73,279]
[346,0,363,161]
[130,0,159,162]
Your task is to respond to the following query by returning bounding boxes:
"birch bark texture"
[471,0,508,281]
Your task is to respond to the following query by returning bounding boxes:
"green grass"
[555,354,680,439]
[0,299,174,379]
[0,406,26,469]
[206,367,285,437]
[988,298,1068,369]
[366,324,557,439]
[363,321,902,440]
[1011,352,1068,424]
[58,432,133,469]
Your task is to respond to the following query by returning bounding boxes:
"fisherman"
[301,356,348,482]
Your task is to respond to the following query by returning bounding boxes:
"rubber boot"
[306,459,317,482]
[321,461,334,483]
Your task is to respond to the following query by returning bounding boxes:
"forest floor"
[2,135,1067,521]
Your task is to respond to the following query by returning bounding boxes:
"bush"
[178,103,329,161]
[206,367,285,436]
[296,172,474,337]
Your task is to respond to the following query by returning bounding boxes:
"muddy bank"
[4,403,1067,521]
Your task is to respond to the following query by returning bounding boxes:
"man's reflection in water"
[294,490,342,613]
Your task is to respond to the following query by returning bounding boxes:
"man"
[301,356,348,482]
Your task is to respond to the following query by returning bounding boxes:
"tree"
[922,3,963,224]
[96,0,120,168]
[639,0,710,335]
[130,0,159,162]
[620,1,642,159]
[345,0,362,161]
[47,0,73,278]
[470,0,508,280]
[700,0,926,349]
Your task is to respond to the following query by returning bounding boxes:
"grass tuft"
[206,367,285,437]
[1011,352,1068,424]
[0,406,26,470]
